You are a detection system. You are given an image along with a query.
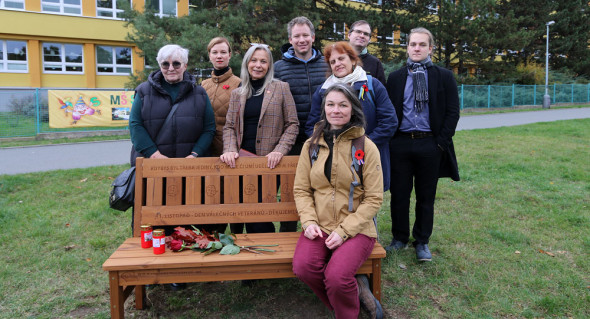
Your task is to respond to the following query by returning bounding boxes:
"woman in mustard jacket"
[292,84,384,319]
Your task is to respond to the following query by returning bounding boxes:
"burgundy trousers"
[292,231,376,319]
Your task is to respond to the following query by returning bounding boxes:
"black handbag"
[109,102,180,211]
[109,166,136,211]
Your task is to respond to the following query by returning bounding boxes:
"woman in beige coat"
[201,37,241,157]
[292,84,384,319]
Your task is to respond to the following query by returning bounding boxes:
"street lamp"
[543,20,555,109]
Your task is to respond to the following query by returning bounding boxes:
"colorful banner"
[48,90,134,128]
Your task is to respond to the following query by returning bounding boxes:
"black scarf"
[407,56,433,112]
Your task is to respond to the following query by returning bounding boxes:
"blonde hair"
[207,37,232,53]
[239,44,276,98]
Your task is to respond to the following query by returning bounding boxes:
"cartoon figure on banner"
[58,95,101,124]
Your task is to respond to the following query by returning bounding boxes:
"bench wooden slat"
[204,175,220,205]
[139,202,298,226]
[224,175,240,204]
[139,157,299,177]
[261,174,277,203]
[280,174,295,202]
[166,177,182,206]
[243,175,258,203]
[185,176,201,205]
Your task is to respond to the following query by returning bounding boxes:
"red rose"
[169,239,185,252]
[223,85,230,90]
[362,84,368,92]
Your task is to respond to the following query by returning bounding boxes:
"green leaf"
[189,244,206,252]
[220,244,241,255]
[211,241,223,250]
[218,233,235,246]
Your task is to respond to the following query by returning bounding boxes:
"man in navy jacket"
[385,27,460,262]
[274,16,328,232]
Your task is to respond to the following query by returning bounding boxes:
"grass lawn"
[0,119,588,318]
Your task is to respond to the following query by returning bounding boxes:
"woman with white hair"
[221,43,299,234]
[129,44,215,228]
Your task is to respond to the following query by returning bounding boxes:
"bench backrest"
[132,156,300,236]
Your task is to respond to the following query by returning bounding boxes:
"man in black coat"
[385,27,460,262]
[348,20,386,85]
[274,16,328,232]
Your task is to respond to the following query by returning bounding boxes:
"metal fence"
[0,88,133,138]
[461,84,590,109]
[1,84,589,138]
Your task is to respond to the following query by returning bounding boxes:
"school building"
[0,0,190,89]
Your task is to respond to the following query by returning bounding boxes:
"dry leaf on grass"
[538,249,555,257]
[64,245,76,251]
[80,178,87,182]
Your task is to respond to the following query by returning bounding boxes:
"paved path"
[1,108,589,175]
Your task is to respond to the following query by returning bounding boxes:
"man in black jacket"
[274,16,328,232]
[386,27,460,262]
[348,20,386,84]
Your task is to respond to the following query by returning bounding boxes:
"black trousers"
[389,135,442,244]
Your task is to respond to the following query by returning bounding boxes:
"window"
[329,22,346,40]
[43,43,83,73]
[0,0,25,10]
[0,40,27,72]
[41,0,82,15]
[96,46,132,74]
[398,32,407,47]
[96,0,130,19]
[146,0,176,17]
[377,31,394,46]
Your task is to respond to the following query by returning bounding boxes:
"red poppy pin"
[354,149,365,165]
[223,85,230,90]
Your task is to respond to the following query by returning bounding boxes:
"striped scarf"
[407,56,433,112]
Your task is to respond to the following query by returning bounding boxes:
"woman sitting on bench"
[292,84,384,319]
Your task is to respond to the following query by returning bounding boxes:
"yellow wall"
[0,0,194,89]
[41,74,87,88]
[96,75,132,88]
[0,73,30,87]
[0,10,128,42]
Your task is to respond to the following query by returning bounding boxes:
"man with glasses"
[348,20,386,84]
[274,16,329,232]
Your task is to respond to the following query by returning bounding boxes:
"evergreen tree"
[550,0,590,79]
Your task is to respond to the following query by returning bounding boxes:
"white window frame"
[0,40,28,73]
[146,0,177,17]
[41,0,82,15]
[96,45,133,75]
[377,31,394,46]
[96,0,130,19]
[329,22,346,40]
[42,42,84,74]
[0,0,25,10]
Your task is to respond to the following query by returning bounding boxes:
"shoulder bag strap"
[154,102,180,143]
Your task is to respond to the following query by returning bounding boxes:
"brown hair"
[323,41,362,76]
[207,37,232,53]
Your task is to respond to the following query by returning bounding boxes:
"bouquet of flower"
[166,226,278,255]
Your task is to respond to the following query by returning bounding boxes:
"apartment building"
[0,0,189,89]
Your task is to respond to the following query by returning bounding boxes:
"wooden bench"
[102,156,386,318]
